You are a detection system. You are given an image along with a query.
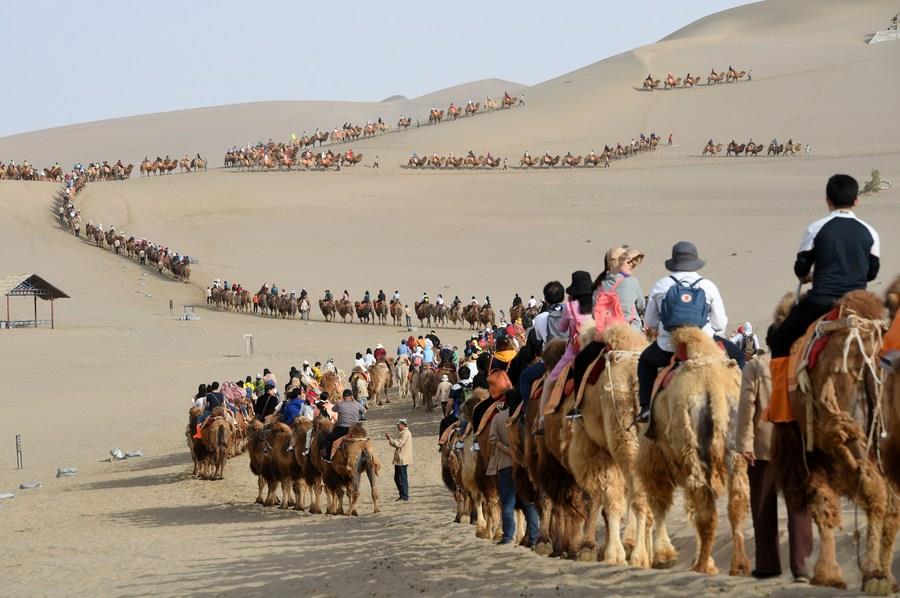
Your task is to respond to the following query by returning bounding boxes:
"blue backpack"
[660,276,710,331]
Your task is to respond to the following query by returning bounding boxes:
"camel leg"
[856,458,890,593]
[575,493,602,562]
[367,459,380,514]
[255,475,265,504]
[293,480,306,511]
[600,468,628,565]
[534,495,554,556]
[878,491,900,594]
[622,507,637,558]
[808,473,847,589]
[727,455,752,576]
[309,481,323,514]
[689,487,719,575]
[473,493,488,538]
[279,480,292,509]
[639,441,679,568]
[264,480,278,506]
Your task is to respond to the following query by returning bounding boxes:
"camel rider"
[422,292,429,304]
[323,390,364,462]
[484,296,491,307]
[471,296,479,306]
[347,148,354,160]
[524,151,530,159]
[324,289,333,301]
[300,288,308,301]
[512,293,522,308]
[363,290,371,305]
[645,73,652,84]
[708,138,714,147]
[269,284,278,296]
[342,290,350,302]
[589,149,595,158]
[527,295,537,309]
[392,290,400,303]
[452,296,461,308]
[730,322,760,359]
[768,174,879,425]
[377,290,386,303]
[436,294,444,306]
[772,137,779,147]
[223,281,231,291]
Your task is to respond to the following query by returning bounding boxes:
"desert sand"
[1,0,900,595]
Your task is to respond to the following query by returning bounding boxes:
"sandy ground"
[2,0,900,595]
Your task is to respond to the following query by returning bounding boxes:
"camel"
[745,142,763,156]
[462,304,479,329]
[395,356,410,399]
[398,116,411,129]
[643,78,661,91]
[191,407,231,480]
[390,301,404,326]
[354,301,374,324]
[726,142,746,157]
[664,76,682,89]
[415,301,434,328]
[263,422,305,510]
[460,388,502,539]
[320,370,344,400]
[319,298,336,322]
[344,152,364,165]
[773,290,896,594]
[703,143,724,156]
[447,303,464,327]
[562,154,583,167]
[247,420,281,505]
[407,156,428,168]
[374,300,388,325]
[707,71,726,85]
[429,109,445,124]
[636,327,750,576]
[368,362,391,406]
[479,305,496,328]
[539,155,561,168]
[567,325,652,567]
[440,422,472,523]
[683,74,702,87]
[519,155,538,168]
[767,142,784,156]
[884,277,900,494]
[784,142,802,156]
[465,102,480,116]
[726,69,748,83]
[308,418,380,516]
[336,299,354,323]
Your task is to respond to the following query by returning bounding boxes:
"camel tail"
[883,435,900,490]
[694,391,728,491]
[442,461,457,492]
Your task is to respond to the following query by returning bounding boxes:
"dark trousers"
[748,460,812,577]
[521,499,540,546]
[324,425,349,457]
[638,336,747,410]
[394,464,409,500]
[498,467,517,542]
[638,341,673,411]
[572,340,607,398]
[770,298,834,358]
[519,362,545,408]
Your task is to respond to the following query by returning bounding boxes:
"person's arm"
[707,282,728,333]
[630,278,646,313]
[644,280,662,330]
[868,228,881,282]
[794,223,817,280]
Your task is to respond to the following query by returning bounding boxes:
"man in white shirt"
[526,295,538,309]
[363,349,377,368]
[637,241,743,421]
[531,281,566,345]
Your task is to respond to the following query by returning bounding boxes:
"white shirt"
[363,354,376,367]
[527,298,537,309]
[644,272,727,352]
[532,312,550,343]
[354,358,367,370]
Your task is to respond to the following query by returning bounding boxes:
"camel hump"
[671,327,721,359]
[600,323,648,351]
[348,423,368,438]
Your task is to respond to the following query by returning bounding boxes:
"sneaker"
[793,575,810,584]
[635,408,650,424]
[496,539,512,545]
[565,408,582,420]
[302,449,309,456]
[471,442,480,452]
[453,441,464,450]
[285,444,294,453]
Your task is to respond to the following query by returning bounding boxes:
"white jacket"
[644,272,727,352]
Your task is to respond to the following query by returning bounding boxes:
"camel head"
[886,276,900,319]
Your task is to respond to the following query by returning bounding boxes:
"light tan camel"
[636,327,750,576]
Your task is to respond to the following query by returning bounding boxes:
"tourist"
[737,326,811,582]
[323,389,364,462]
[354,352,366,370]
[386,418,412,501]
[636,242,743,424]
[373,343,387,361]
[531,281,566,344]
[255,381,279,421]
[436,374,453,415]
[768,174,879,424]
[280,388,305,425]
[404,304,412,329]
[364,348,376,368]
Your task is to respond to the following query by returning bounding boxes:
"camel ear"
[888,292,900,315]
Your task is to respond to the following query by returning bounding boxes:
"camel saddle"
[543,363,575,416]
[474,400,500,436]
[330,435,369,460]
[439,421,459,446]
[570,348,611,410]
[507,401,524,425]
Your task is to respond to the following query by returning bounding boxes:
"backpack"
[487,357,513,400]
[593,277,626,336]
[544,305,566,342]
[660,276,710,331]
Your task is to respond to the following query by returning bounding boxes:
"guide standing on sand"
[387,419,412,501]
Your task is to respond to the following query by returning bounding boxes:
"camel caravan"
[190,364,384,516]
[703,138,805,157]
[428,93,524,125]
[642,67,751,90]
[1,160,70,182]
[406,151,502,169]
[139,154,207,176]
[519,134,670,169]
[224,142,363,172]
[432,219,900,595]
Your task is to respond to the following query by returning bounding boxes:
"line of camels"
[520,136,665,168]
[703,138,805,156]
[642,67,751,90]
[1,160,133,182]
[440,283,900,595]
[224,146,363,172]
[139,154,207,176]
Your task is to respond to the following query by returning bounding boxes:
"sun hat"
[397,418,408,426]
[623,247,645,268]
[665,241,706,272]
[565,270,593,297]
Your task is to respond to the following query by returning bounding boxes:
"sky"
[0,0,752,137]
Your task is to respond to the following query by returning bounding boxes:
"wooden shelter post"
[33,295,37,327]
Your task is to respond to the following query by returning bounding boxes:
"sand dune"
[1,0,900,595]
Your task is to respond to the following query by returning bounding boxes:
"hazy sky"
[0,0,751,136]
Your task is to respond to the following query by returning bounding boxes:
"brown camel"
[567,325,651,567]
[415,301,434,328]
[247,419,280,505]
[390,300,404,326]
[319,299,336,322]
[374,300,388,325]
[460,388,501,539]
[636,327,750,576]
[308,417,380,516]
[354,301,374,324]
[196,408,231,480]
[774,290,896,593]
[291,417,325,513]
[320,370,344,399]
[703,143,724,156]
[462,304,479,329]
[479,305,496,328]
[264,422,305,509]
[336,299,354,323]
[440,422,472,523]
[643,78,661,91]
